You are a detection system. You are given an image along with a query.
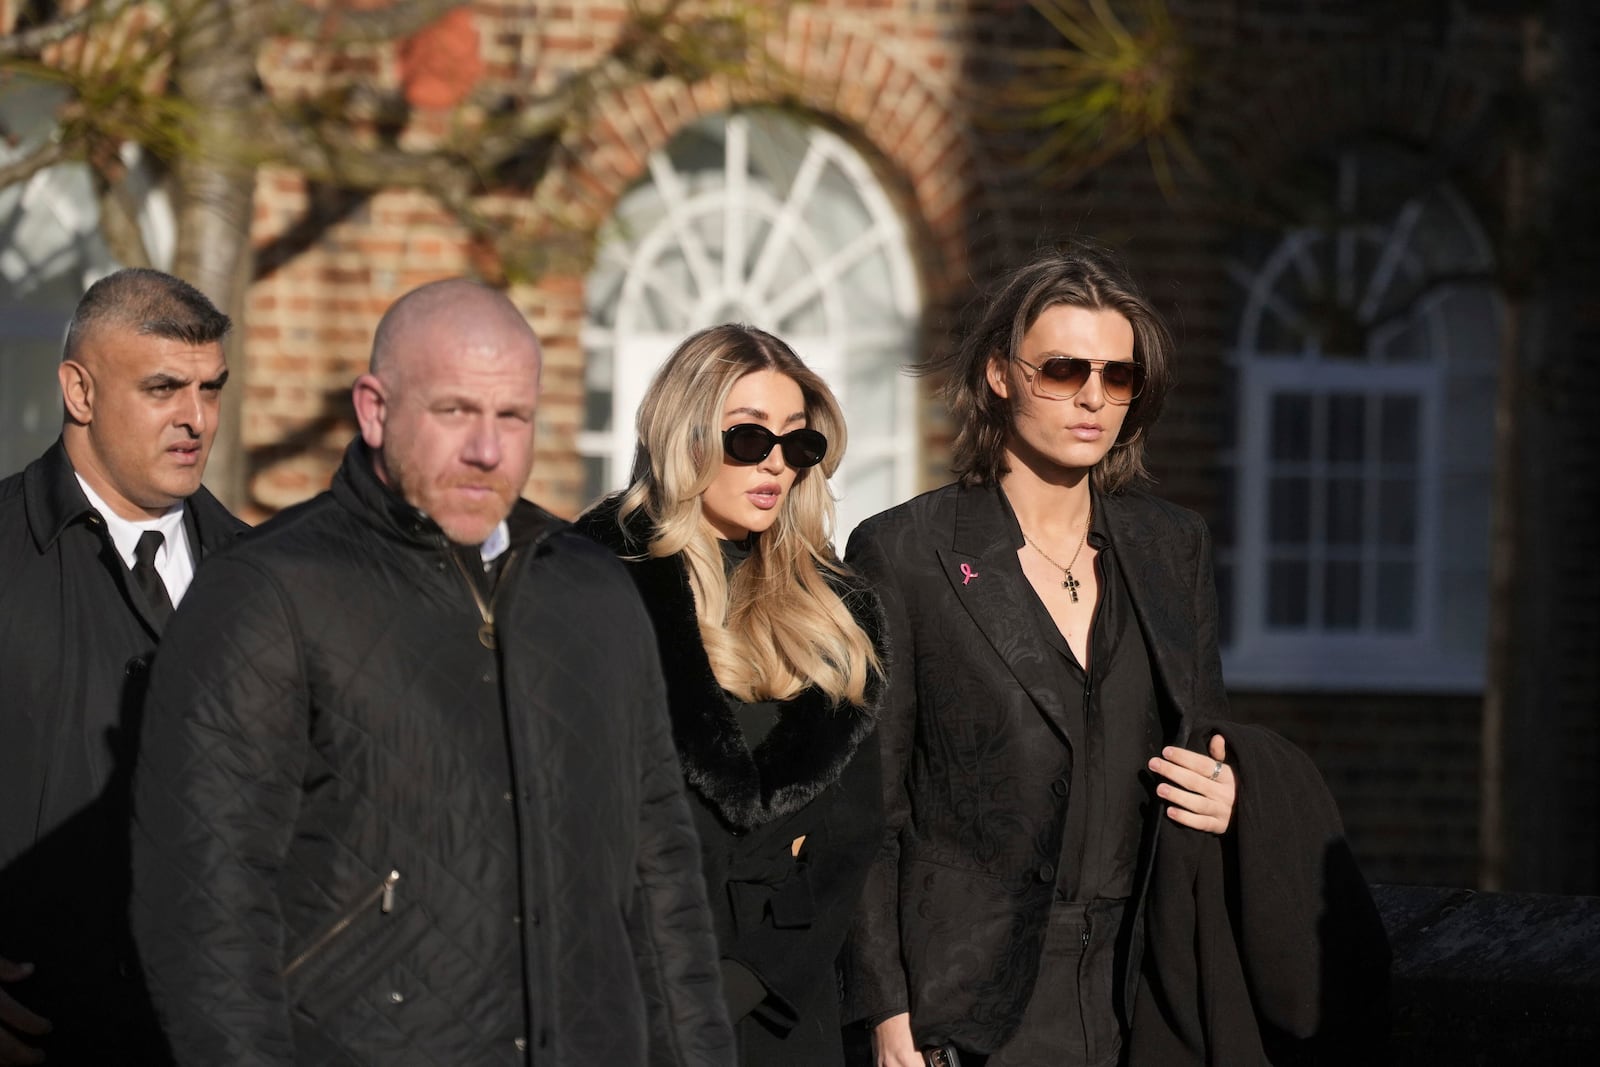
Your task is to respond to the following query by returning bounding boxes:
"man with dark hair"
[131,279,733,1066]
[0,267,248,1065]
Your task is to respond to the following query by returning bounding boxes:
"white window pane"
[1324,478,1364,545]
[1376,562,1416,631]
[1270,394,1313,461]
[1378,395,1421,464]
[1322,560,1362,630]
[1377,478,1417,547]
[1267,559,1310,627]
[1268,476,1312,545]
[1326,393,1366,463]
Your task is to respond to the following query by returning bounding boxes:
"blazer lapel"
[1100,493,1197,745]
[937,484,1077,746]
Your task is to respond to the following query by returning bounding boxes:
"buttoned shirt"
[75,474,195,606]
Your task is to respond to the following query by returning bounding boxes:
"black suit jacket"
[840,482,1388,1061]
[840,482,1224,1051]
[0,438,247,1064]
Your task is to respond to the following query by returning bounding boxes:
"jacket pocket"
[284,869,429,1022]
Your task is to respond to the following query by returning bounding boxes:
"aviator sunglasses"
[722,424,829,469]
[1014,355,1146,404]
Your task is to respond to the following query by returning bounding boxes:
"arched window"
[581,109,921,542]
[0,76,175,477]
[1217,146,1500,690]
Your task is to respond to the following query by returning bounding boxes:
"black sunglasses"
[721,424,829,469]
[1014,356,1146,403]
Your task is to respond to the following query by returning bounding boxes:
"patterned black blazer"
[839,481,1229,1052]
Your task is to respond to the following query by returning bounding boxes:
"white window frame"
[580,110,921,544]
[1220,152,1498,692]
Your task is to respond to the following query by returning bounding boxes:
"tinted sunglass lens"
[1102,363,1144,399]
[724,424,776,463]
[782,429,828,468]
[1039,358,1091,392]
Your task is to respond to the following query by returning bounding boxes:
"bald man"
[0,268,247,1065]
[130,279,734,1066]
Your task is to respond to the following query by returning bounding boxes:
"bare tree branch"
[258,41,637,190]
[269,0,468,45]
[0,136,70,188]
[0,0,139,59]
[93,166,156,268]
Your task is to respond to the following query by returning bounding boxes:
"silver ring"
[1209,760,1223,781]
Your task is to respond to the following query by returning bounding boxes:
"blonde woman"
[576,323,886,1066]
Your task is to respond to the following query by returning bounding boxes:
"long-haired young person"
[577,323,886,1066]
[842,245,1390,1067]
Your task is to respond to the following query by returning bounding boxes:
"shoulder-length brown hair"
[929,243,1175,492]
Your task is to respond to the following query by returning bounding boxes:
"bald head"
[353,278,543,545]
[369,278,540,390]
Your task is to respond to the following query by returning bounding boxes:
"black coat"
[1127,722,1391,1066]
[840,482,1387,1060]
[0,438,246,1065]
[130,442,733,1067]
[576,497,887,1067]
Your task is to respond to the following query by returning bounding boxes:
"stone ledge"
[1374,884,1600,1065]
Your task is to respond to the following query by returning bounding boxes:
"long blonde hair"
[619,324,880,704]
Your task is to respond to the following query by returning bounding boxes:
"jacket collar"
[576,494,886,830]
[938,482,1195,743]
[25,437,245,559]
[330,437,560,553]
[24,438,96,553]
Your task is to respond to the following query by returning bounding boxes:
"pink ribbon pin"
[960,563,979,585]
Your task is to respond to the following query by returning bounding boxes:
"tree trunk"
[168,2,268,513]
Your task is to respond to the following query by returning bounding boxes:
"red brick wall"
[242,0,1022,518]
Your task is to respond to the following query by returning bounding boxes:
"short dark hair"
[929,242,1174,492]
[63,267,231,360]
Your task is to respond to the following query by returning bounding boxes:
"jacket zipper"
[283,869,400,978]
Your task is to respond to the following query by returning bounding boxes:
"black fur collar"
[575,496,886,830]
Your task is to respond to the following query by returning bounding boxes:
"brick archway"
[548,9,1002,304]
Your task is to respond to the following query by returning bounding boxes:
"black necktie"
[133,530,174,628]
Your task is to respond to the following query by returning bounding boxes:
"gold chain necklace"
[1022,503,1092,603]
[449,549,518,650]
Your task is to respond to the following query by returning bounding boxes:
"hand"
[872,1012,924,1067]
[0,956,50,1066]
[1148,733,1236,834]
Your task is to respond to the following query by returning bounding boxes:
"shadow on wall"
[246,387,357,514]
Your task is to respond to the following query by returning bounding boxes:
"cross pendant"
[1063,570,1080,602]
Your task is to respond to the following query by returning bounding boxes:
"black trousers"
[973,898,1128,1067]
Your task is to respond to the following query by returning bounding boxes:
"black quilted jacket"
[130,441,734,1066]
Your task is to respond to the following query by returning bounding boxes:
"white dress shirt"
[76,475,196,606]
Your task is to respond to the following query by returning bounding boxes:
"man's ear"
[59,361,94,425]
[352,374,387,450]
[984,352,1012,401]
